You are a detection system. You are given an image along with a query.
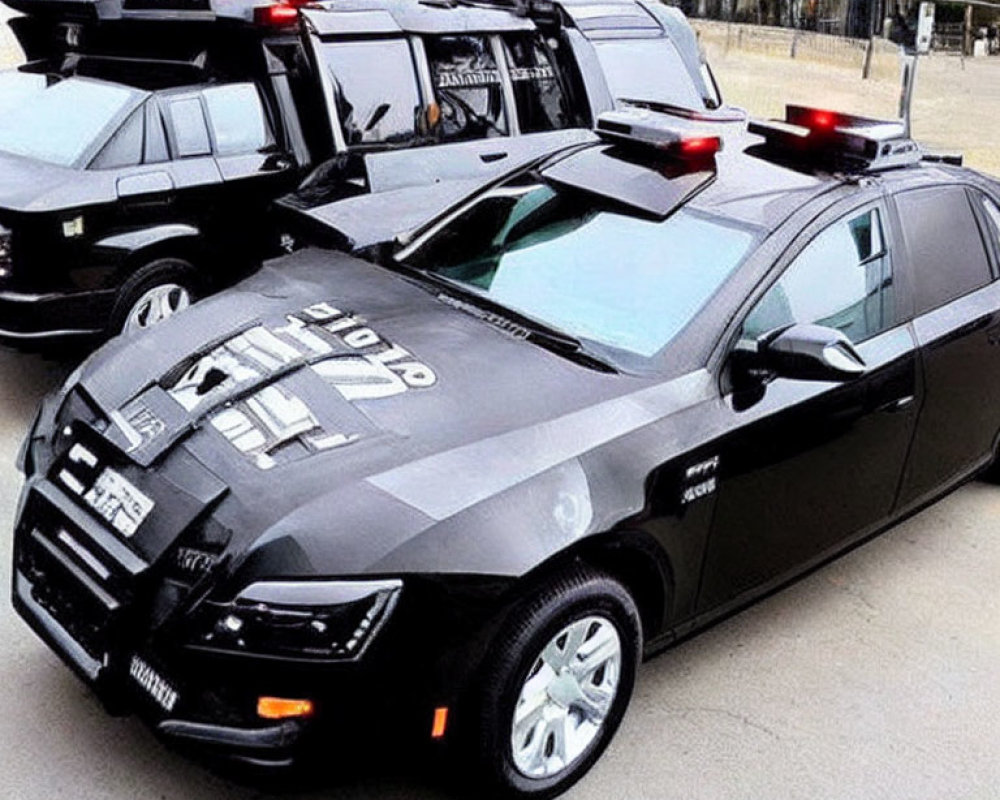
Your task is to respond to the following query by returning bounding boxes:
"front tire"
[474,568,641,799]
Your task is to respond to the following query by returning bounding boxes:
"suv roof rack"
[749,105,923,173]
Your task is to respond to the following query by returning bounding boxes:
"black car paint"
[13,135,1000,767]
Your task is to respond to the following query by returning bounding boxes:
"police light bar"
[596,109,722,161]
[253,1,305,26]
[749,105,921,172]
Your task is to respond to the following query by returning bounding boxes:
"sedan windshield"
[0,78,144,167]
[399,179,754,361]
[594,38,706,111]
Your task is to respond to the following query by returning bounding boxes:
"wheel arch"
[517,529,675,649]
[95,224,207,290]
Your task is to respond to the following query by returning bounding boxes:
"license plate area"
[82,467,155,539]
[128,654,181,714]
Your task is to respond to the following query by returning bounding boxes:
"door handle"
[877,395,915,413]
[479,152,508,163]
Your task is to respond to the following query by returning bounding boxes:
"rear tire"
[472,567,641,799]
[109,257,199,335]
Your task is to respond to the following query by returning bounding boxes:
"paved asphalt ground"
[0,10,999,800]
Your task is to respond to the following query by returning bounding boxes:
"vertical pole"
[964,4,973,57]
[898,50,918,138]
[862,35,875,78]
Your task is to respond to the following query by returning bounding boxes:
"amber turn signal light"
[257,696,315,720]
[431,706,449,739]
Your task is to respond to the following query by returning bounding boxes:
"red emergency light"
[254,2,303,27]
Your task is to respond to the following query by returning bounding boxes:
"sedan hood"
[46,248,639,576]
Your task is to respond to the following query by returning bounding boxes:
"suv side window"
[897,186,993,315]
[426,35,508,141]
[501,33,568,133]
[165,96,211,158]
[203,84,273,156]
[742,206,894,344]
[319,39,422,147]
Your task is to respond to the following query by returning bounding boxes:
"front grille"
[18,529,120,661]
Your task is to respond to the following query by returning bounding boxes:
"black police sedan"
[13,107,1000,797]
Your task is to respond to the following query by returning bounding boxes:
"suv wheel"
[474,568,641,798]
[111,258,198,335]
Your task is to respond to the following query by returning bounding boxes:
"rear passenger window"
[897,186,993,315]
[502,34,568,134]
[203,84,272,156]
[166,97,211,158]
[427,35,508,142]
[743,207,894,344]
[319,39,422,147]
[90,106,144,170]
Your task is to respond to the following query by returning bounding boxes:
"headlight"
[191,579,402,661]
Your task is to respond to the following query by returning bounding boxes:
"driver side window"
[742,206,894,344]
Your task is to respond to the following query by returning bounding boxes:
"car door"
[202,83,299,259]
[696,199,920,612]
[892,185,1000,512]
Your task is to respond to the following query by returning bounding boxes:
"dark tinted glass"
[743,207,894,343]
[502,34,568,133]
[90,106,145,170]
[897,186,993,315]
[204,84,272,156]
[400,180,753,359]
[0,78,142,167]
[167,97,211,158]
[427,35,508,141]
[320,39,422,147]
[593,38,704,111]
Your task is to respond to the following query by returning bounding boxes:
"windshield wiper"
[392,263,618,373]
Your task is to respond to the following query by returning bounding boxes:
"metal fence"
[692,19,901,81]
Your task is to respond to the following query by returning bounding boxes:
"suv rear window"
[897,186,993,315]
[319,39,422,147]
[502,34,568,134]
[427,35,508,142]
[592,38,705,111]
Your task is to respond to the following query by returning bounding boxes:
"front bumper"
[11,475,509,767]
[0,287,114,341]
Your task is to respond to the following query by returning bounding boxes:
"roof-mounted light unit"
[595,108,722,163]
[253,0,307,27]
[749,105,923,172]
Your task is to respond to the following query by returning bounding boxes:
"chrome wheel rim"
[510,615,622,781]
[124,283,191,332]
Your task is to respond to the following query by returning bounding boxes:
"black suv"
[0,0,721,341]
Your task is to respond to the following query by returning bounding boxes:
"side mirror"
[732,323,867,388]
[761,323,867,382]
